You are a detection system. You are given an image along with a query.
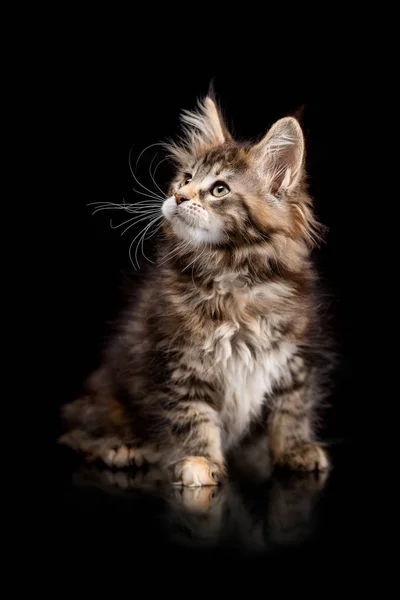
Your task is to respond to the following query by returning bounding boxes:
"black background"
[49,50,378,574]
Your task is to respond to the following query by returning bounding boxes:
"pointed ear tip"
[273,117,304,144]
[281,116,303,130]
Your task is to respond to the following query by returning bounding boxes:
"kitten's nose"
[175,193,189,205]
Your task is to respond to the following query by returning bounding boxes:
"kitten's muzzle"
[175,193,189,206]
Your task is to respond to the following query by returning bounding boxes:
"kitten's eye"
[183,175,192,185]
[211,182,230,198]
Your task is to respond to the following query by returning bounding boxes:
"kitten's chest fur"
[197,278,297,449]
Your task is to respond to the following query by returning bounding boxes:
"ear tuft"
[163,95,233,166]
[180,96,228,147]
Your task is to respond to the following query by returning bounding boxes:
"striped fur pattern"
[59,96,332,485]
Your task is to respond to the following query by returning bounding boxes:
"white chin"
[162,196,223,245]
[173,220,222,245]
[161,196,177,221]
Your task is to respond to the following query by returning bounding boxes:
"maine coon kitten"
[59,95,332,486]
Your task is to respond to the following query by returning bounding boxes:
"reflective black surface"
[56,440,359,570]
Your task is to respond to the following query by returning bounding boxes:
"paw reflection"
[172,484,226,513]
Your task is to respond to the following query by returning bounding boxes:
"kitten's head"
[162,96,320,249]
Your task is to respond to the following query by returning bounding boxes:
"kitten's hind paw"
[172,456,224,487]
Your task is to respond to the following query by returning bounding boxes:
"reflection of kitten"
[59,95,333,485]
[70,460,329,553]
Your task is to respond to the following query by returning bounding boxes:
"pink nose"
[175,193,189,205]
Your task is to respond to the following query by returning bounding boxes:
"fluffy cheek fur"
[162,196,225,245]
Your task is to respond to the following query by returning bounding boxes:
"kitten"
[59,95,332,486]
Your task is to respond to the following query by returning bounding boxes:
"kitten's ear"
[180,96,232,148]
[250,117,304,193]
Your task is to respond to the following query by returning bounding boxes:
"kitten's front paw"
[173,456,224,487]
[275,443,330,472]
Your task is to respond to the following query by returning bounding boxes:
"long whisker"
[109,216,139,230]
[148,153,166,199]
[109,211,160,233]
[88,201,135,210]
[134,218,155,269]
[129,201,163,208]
[145,220,163,242]
[89,201,148,216]
[89,201,162,217]
[87,201,133,208]
[157,241,190,267]
[134,216,163,269]
[139,218,164,267]
[181,244,208,273]
[91,206,136,216]
[128,214,164,270]
[110,210,160,228]
[135,142,166,170]
[131,185,165,202]
[141,217,163,253]
[157,241,185,264]
[152,156,170,183]
[129,145,165,201]
[119,212,161,236]
[130,207,162,213]
[131,198,163,205]
[126,207,162,215]
[121,211,163,235]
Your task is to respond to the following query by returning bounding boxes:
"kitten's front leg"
[166,396,225,487]
[267,359,329,472]
[160,375,225,486]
